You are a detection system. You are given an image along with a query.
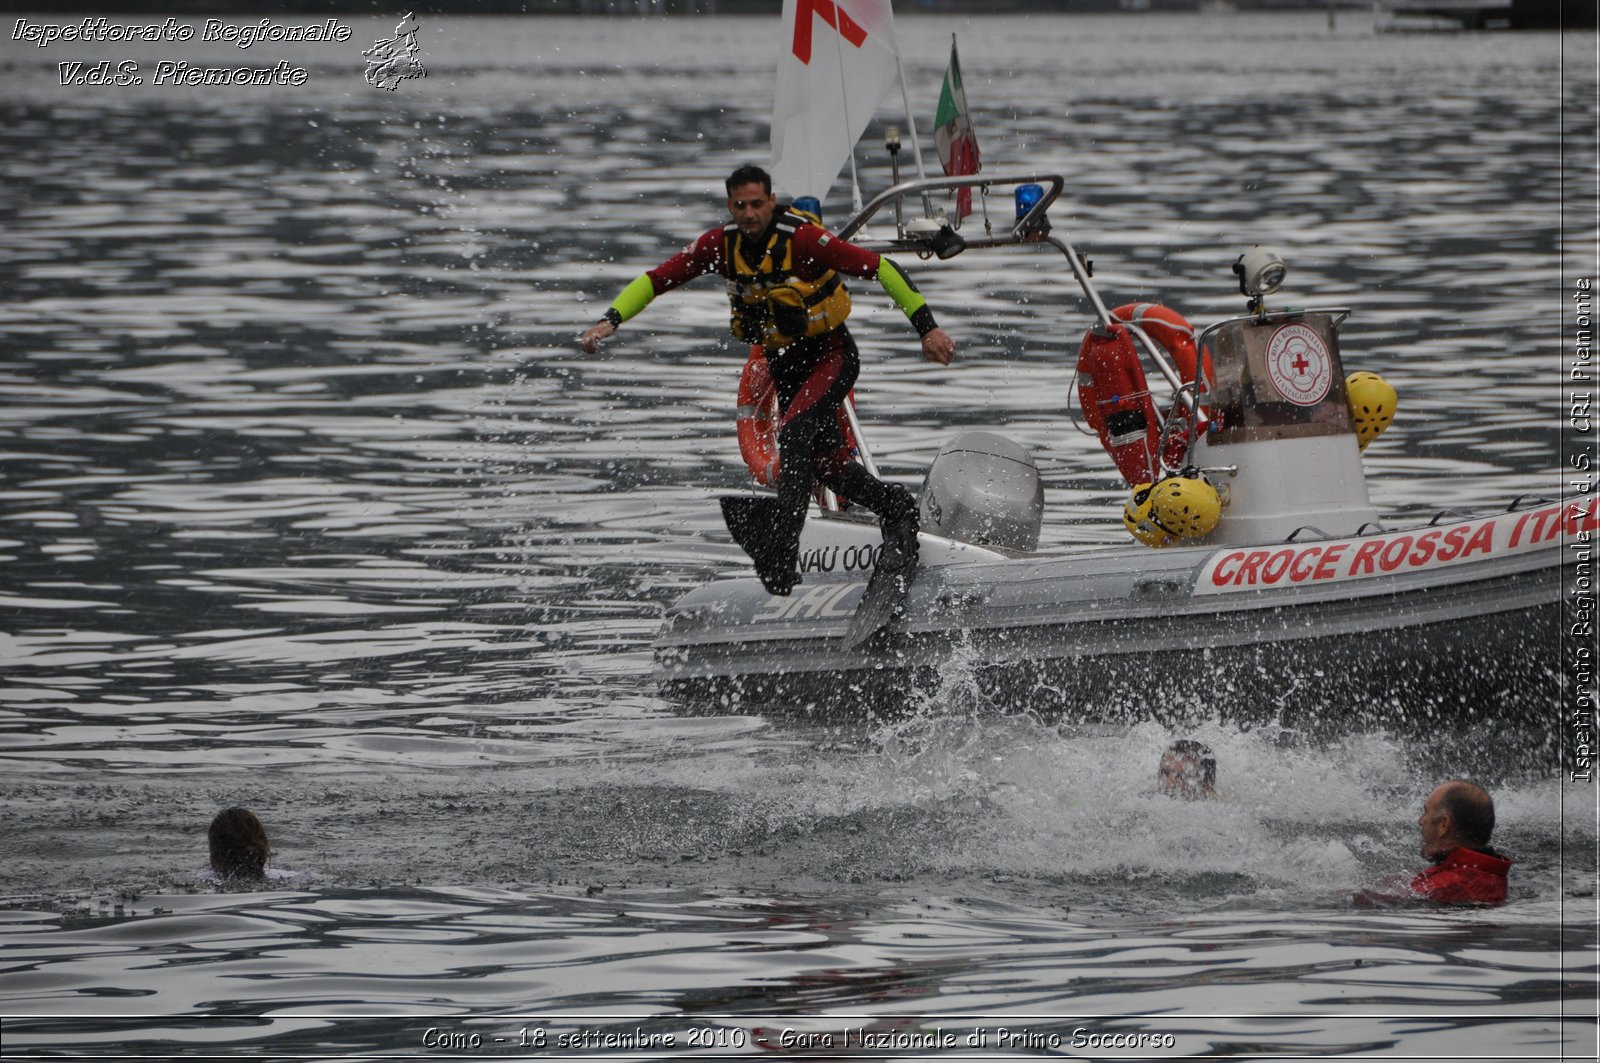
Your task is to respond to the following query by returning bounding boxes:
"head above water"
[1418,780,1495,860]
[1157,739,1216,800]
[725,163,777,239]
[208,806,270,880]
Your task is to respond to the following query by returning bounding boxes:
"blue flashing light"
[1014,183,1044,223]
[793,195,823,220]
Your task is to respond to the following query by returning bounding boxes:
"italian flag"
[933,34,980,220]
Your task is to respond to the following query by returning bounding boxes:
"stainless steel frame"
[830,171,1196,451]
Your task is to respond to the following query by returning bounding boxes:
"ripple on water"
[0,12,1587,1052]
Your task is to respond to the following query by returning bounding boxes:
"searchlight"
[1233,246,1287,314]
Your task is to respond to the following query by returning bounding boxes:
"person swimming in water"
[1157,739,1216,800]
[200,807,301,883]
[1353,780,1511,907]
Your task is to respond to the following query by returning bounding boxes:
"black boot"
[877,485,919,588]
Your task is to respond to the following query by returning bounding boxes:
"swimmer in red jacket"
[1409,780,1510,904]
[1356,780,1511,906]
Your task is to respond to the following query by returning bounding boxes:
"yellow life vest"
[723,208,852,349]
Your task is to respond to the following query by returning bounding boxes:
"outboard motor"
[919,432,1044,551]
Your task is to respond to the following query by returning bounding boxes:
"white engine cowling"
[919,432,1043,551]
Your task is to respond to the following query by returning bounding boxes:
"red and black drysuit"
[596,212,939,594]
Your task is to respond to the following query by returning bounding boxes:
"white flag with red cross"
[770,0,900,206]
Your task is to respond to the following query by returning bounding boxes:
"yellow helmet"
[1346,371,1397,451]
[1149,476,1223,540]
[1123,482,1178,548]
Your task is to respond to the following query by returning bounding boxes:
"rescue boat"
[654,173,1575,730]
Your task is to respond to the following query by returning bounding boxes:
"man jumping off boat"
[578,163,956,597]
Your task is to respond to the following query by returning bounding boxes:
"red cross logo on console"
[1264,322,1333,406]
[792,0,869,64]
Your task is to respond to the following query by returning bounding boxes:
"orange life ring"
[1109,303,1214,395]
[737,345,781,487]
[1112,303,1214,466]
[1077,305,1215,486]
[735,345,859,503]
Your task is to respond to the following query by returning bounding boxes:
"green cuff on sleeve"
[610,273,657,324]
[876,256,933,332]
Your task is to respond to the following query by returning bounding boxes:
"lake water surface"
[1,8,1596,1059]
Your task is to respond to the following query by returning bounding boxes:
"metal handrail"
[822,171,1247,482]
[835,173,1189,420]
[835,171,1066,245]
[1156,381,1206,476]
[840,395,879,481]
[1195,307,1354,354]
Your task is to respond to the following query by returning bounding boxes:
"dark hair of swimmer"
[208,806,271,880]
